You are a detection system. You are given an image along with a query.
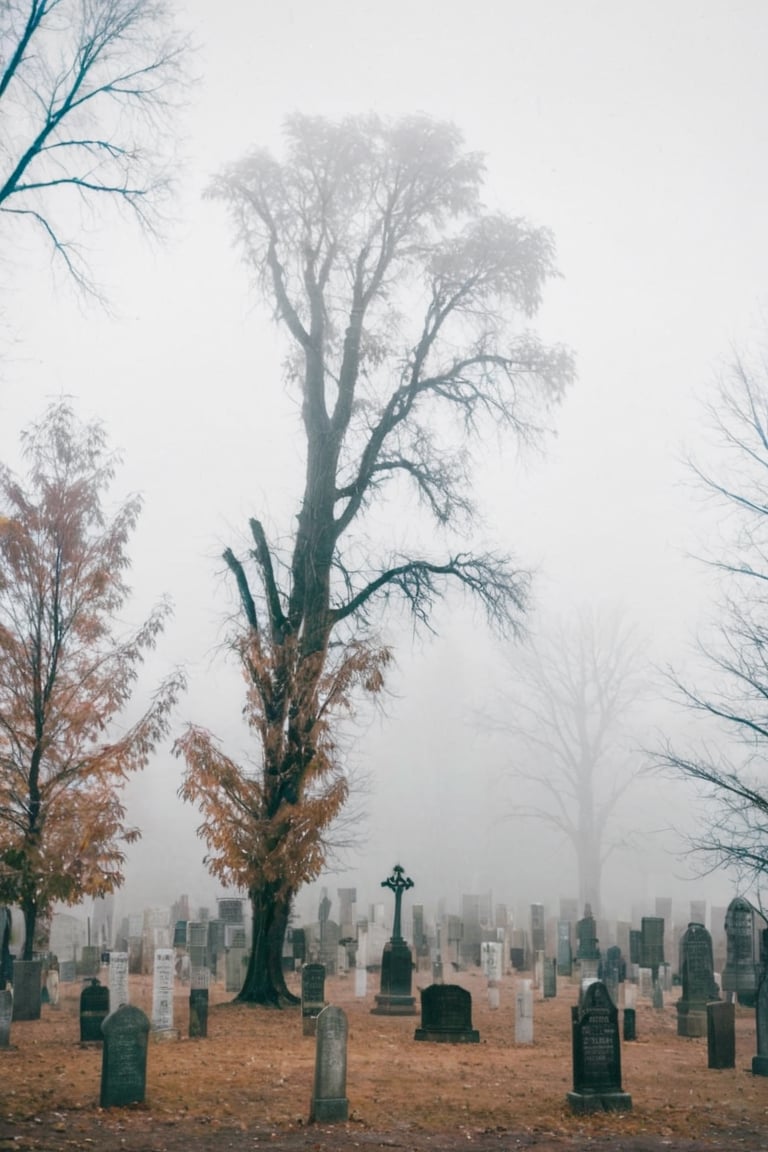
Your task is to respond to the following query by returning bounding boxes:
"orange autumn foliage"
[0,402,185,957]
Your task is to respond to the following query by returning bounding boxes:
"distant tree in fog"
[0,0,189,296]
[498,608,647,914]
[0,402,184,957]
[657,353,768,891]
[174,112,575,1006]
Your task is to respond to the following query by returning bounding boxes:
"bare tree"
[0,0,188,295]
[657,352,768,891]
[497,608,647,914]
[174,113,575,1005]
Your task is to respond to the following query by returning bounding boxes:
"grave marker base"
[567,1090,632,1113]
[414,1025,479,1042]
[371,993,416,1015]
[310,1096,349,1122]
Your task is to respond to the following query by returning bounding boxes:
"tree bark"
[237,883,298,1006]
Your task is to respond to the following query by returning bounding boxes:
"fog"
[3,0,766,931]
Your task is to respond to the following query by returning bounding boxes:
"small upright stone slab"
[0,988,13,1048]
[414,984,479,1043]
[80,978,110,1044]
[515,978,534,1044]
[567,979,631,1113]
[543,958,557,999]
[707,1001,735,1069]
[10,960,42,1022]
[309,1005,349,1123]
[100,1004,150,1107]
[302,963,327,1037]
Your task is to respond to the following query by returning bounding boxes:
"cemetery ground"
[2,970,768,1152]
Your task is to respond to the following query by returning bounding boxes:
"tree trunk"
[21,897,36,961]
[237,883,298,1006]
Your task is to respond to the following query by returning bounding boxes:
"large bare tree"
[657,353,768,890]
[0,0,188,295]
[497,608,647,914]
[175,113,575,1005]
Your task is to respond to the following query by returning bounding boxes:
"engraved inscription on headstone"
[567,979,631,1113]
[100,1004,150,1107]
[309,1005,349,1123]
[677,923,719,1038]
[151,948,175,1032]
[414,984,480,1043]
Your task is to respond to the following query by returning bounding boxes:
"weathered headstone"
[414,984,479,1043]
[514,978,534,1044]
[100,1004,150,1107]
[80,978,110,1043]
[481,941,503,981]
[707,1000,735,1069]
[530,903,546,957]
[557,921,573,977]
[567,980,631,1112]
[576,904,600,962]
[10,960,42,1022]
[0,988,12,1048]
[723,896,766,1007]
[371,864,417,1016]
[543,957,557,999]
[623,1007,636,1041]
[108,951,129,1010]
[677,923,719,1038]
[151,948,175,1034]
[309,1005,349,1123]
[302,962,327,1036]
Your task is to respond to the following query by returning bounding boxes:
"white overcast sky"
[2,0,767,928]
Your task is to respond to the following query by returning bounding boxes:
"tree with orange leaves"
[0,402,185,958]
[176,113,574,1005]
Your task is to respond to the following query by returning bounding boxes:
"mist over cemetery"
[4,1,768,1149]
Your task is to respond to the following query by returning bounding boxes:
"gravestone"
[707,1000,735,1069]
[371,864,417,1016]
[80,978,110,1043]
[480,941,503,981]
[753,956,768,1075]
[722,896,766,1007]
[59,960,76,983]
[151,948,175,1033]
[677,923,719,1037]
[576,905,600,962]
[10,960,42,1021]
[623,1007,636,1041]
[100,1004,150,1107]
[302,962,327,1036]
[567,979,632,1112]
[543,957,557,999]
[557,921,573,977]
[640,916,665,1006]
[108,951,129,1009]
[530,904,546,956]
[309,1005,349,1123]
[414,984,480,1043]
[0,988,12,1048]
[45,965,60,1007]
[515,978,533,1044]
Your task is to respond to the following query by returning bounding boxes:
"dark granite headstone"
[576,905,600,961]
[10,960,42,1022]
[543,957,557,999]
[0,908,11,990]
[629,929,642,966]
[172,920,187,947]
[567,980,631,1113]
[0,988,12,1048]
[623,1007,636,1041]
[100,1004,150,1107]
[707,1000,735,1069]
[189,988,208,1038]
[677,923,719,1037]
[302,962,327,1036]
[752,965,768,1076]
[414,983,480,1043]
[640,917,665,970]
[80,978,110,1043]
[309,1005,348,1123]
[371,864,417,1015]
[292,928,307,964]
[79,946,100,977]
[530,904,546,956]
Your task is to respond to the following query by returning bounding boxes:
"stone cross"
[381,864,413,943]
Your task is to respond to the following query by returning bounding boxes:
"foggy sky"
[2,0,766,928]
